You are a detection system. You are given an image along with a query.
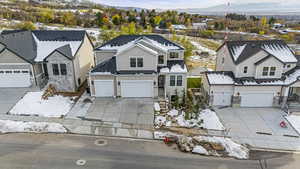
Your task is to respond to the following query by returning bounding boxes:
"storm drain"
[76,159,86,166]
[256,132,272,135]
[94,139,107,146]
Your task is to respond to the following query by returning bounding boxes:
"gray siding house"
[89,35,187,99]
[202,40,300,108]
[0,30,94,91]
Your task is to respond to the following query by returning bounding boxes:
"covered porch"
[282,80,300,111]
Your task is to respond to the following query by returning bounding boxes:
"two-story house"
[202,40,300,108]
[89,35,187,99]
[0,30,94,91]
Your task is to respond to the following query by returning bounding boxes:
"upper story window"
[158,55,164,64]
[177,75,183,86]
[52,64,59,76]
[262,67,269,76]
[170,75,183,86]
[170,75,176,86]
[60,64,67,75]
[243,66,248,74]
[270,67,276,76]
[130,57,143,68]
[170,52,179,59]
[287,64,291,68]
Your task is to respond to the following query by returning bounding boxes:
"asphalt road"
[0,133,298,169]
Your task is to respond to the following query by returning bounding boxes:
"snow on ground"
[199,109,225,130]
[191,41,216,56]
[155,109,225,130]
[154,103,161,112]
[194,136,249,159]
[286,115,300,134]
[0,120,67,133]
[192,145,209,155]
[9,92,74,117]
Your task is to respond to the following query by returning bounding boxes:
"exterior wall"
[95,50,116,65]
[46,51,75,92]
[165,73,187,98]
[235,50,268,78]
[0,43,4,51]
[201,74,210,94]
[138,40,168,66]
[283,63,297,73]
[255,56,284,79]
[89,74,116,96]
[0,49,28,63]
[116,74,158,98]
[116,46,157,71]
[73,35,94,88]
[215,45,235,73]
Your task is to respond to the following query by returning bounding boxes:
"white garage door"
[121,80,153,98]
[94,80,114,97]
[213,92,232,106]
[0,69,31,87]
[240,93,274,107]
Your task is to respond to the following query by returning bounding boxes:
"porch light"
[154,81,156,85]
[118,81,120,86]
[237,92,240,96]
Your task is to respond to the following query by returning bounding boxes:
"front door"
[158,75,165,88]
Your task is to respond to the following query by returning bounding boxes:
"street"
[0,133,298,169]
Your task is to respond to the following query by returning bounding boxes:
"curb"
[250,147,300,154]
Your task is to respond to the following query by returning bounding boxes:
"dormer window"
[170,52,179,59]
[243,66,248,73]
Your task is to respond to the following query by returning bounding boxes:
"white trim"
[117,43,158,56]
[0,63,30,65]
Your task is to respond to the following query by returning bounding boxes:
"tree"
[153,16,162,26]
[16,21,36,30]
[260,16,268,28]
[112,14,121,25]
[61,12,76,26]
[39,8,54,23]
[268,17,276,25]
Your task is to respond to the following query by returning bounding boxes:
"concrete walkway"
[216,107,300,151]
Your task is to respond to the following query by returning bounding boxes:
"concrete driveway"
[0,88,32,115]
[85,98,154,126]
[216,107,300,151]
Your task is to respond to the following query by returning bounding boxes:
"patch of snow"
[167,109,178,117]
[194,136,249,159]
[286,115,300,134]
[170,64,188,73]
[191,41,216,56]
[207,73,234,85]
[231,44,247,61]
[0,120,67,134]
[155,116,166,127]
[33,34,82,62]
[9,92,73,117]
[154,103,161,112]
[262,44,297,63]
[199,109,225,130]
[192,145,209,155]
[160,67,170,73]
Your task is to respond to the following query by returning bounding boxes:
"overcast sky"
[92,0,299,9]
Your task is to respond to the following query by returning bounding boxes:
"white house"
[192,23,207,30]
[89,35,187,100]
[202,40,300,108]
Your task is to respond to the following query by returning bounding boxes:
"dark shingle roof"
[224,40,296,64]
[91,57,117,74]
[32,30,86,41]
[96,34,184,50]
[55,44,73,59]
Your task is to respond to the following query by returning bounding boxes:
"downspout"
[31,64,38,87]
[72,59,77,92]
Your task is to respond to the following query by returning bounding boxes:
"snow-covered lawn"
[9,92,74,117]
[155,109,225,130]
[0,120,67,134]
[286,115,300,134]
[154,131,249,159]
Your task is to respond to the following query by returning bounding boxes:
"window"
[130,58,136,67]
[158,55,164,64]
[221,57,225,64]
[170,75,176,86]
[243,66,248,73]
[137,58,143,67]
[52,64,59,75]
[262,67,269,76]
[60,64,67,75]
[170,52,179,59]
[270,67,276,76]
[13,70,20,73]
[287,64,291,68]
[5,71,12,73]
[177,75,183,86]
[78,78,81,85]
[0,71,3,73]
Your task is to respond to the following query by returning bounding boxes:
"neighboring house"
[202,40,300,108]
[0,30,94,91]
[171,25,187,30]
[89,35,187,99]
[192,23,207,30]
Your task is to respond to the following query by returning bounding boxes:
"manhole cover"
[94,139,107,146]
[76,159,86,166]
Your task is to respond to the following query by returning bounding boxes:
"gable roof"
[223,40,297,64]
[0,30,87,63]
[96,34,184,51]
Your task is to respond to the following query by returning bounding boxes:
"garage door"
[213,92,232,106]
[94,80,114,97]
[121,80,153,98]
[240,93,274,107]
[0,69,31,87]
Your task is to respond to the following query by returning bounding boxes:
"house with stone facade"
[202,40,300,108]
[89,35,187,100]
[0,30,94,91]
